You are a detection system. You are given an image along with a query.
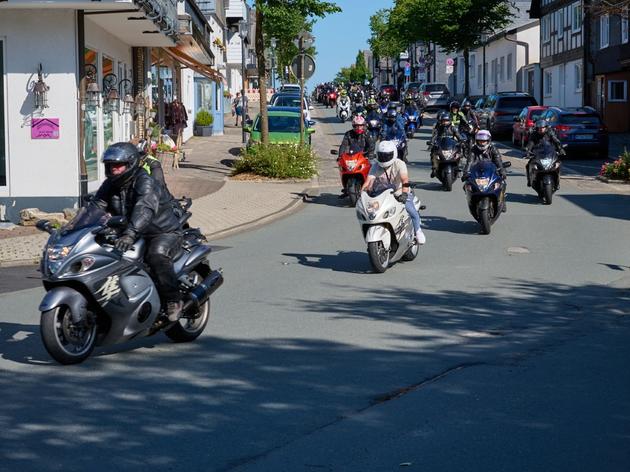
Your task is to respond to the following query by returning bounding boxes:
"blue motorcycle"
[404,109,421,139]
[463,160,511,234]
[366,112,382,141]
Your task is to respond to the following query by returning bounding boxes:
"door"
[0,39,6,194]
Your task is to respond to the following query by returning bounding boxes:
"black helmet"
[386,108,398,124]
[438,111,451,126]
[102,142,142,187]
[535,119,548,132]
[462,99,472,110]
[449,100,460,112]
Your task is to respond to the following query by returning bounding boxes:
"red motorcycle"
[331,150,371,205]
[327,91,338,108]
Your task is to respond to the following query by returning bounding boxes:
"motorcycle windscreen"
[439,136,458,151]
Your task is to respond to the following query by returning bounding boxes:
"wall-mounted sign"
[446,65,454,74]
[31,118,60,139]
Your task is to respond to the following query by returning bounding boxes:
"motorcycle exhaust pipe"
[184,269,224,311]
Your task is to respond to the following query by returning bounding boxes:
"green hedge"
[233,144,317,179]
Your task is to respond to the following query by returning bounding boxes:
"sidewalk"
[0,106,319,267]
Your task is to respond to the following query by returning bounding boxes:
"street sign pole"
[299,36,305,146]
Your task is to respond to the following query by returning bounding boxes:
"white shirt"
[368,159,408,196]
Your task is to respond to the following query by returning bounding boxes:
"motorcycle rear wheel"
[165,270,210,343]
[368,241,390,273]
[41,306,97,365]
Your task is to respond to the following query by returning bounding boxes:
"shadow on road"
[506,192,542,205]
[298,192,351,208]
[282,251,371,274]
[560,193,630,221]
[422,215,481,235]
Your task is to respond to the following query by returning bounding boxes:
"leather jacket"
[339,130,375,158]
[464,144,506,177]
[526,128,564,154]
[93,168,181,238]
[432,124,463,143]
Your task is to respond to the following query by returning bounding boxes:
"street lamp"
[33,63,50,110]
[238,18,248,144]
[270,38,277,91]
[85,64,100,107]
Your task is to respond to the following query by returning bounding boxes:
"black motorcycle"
[35,201,223,364]
[366,112,382,140]
[528,142,562,205]
[428,136,463,191]
[463,160,512,234]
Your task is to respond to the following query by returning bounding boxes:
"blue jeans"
[405,191,422,232]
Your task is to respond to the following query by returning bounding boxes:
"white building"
[0,0,222,222]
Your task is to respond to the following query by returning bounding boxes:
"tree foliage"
[368,9,408,60]
[334,50,369,84]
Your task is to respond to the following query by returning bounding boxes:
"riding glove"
[115,233,135,252]
[397,192,409,204]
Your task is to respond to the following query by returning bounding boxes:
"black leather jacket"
[93,168,180,237]
[464,144,506,176]
[432,124,463,143]
[526,128,564,154]
[339,130,375,158]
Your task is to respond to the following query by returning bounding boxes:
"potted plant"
[194,109,214,136]
[155,142,177,170]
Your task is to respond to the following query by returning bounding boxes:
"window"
[0,39,5,187]
[609,80,628,102]
[470,55,476,79]
[543,15,551,42]
[600,14,609,49]
[557,8,564,34]
[499,56,505,82]
[544,71,553,96]
[484,63,488,86]
[575,63,583,92]
[622,7,629,44]
[477,64,482,87]
[572,3,582,33]
[507,54,513,81]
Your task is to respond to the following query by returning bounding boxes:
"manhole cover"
[507,246,530,255]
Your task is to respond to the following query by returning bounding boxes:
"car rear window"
[498,97,537,109]
[560,114,601,125]
[528,110,546,121]
[255,115,301,133]
[424,84,448,92]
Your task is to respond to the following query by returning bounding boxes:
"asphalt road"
[1,107,629,472]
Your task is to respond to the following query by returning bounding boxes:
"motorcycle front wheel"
[368,241,390,273]
[478,207,492,235]
[442,169,454,191]
[543,182,553,205]
[346,177,362,206]
[41,306,97,365]
[165,270,210,343]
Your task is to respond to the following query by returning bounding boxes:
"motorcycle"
[366,113,382,140]
[462,160,512,235]
[404,109,421,138]
[356,185,425,273]
[528,142,562,205]
[337,96,351,122]
[392,138,408,164]
[35,201,224,365]
[427,136,463,191]
[327,91,338,108]
[330,149,372,206]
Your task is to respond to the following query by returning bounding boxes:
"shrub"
[600,149,630,181]
[195,109,214,127]
[232,144,318,179]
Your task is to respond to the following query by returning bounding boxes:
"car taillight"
[555,125,571,132]
[526,120,534,127]
[423,91,430,96]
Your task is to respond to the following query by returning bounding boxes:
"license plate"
[575,134,593,140]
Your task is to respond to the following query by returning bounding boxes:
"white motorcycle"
[356,186,425,273]
[337,97,352,122]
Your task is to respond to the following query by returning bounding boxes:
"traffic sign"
[446,57,455,66]
[404,63,411,77]
[446,64,454,74]
[290,54,316,80]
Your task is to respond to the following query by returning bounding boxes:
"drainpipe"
[504,32,530,93]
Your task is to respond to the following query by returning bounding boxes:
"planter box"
[156,151,176,172]
[194,125,213,137]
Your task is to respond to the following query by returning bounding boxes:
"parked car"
[270,94,312,122]
[244,107,316,146]
[512,106,549,148]
[481,92,538,136]
[539,107,609,158]
[279,84,301,94]
[418,83,450,111]
[379,84,398,101]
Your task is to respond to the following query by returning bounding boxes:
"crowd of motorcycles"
[314,82,564,272]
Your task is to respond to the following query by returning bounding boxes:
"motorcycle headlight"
[46,245,73,274]
[369,120,379,127]
[382,207,397,219]
[475,177,490,189]
[540,157,553,169]
[345,160,358,171]
[69,256,96,274]
[441,150,453,159]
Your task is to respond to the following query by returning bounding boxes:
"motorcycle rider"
[339,115,375,158]
[402,94,422,127]
[525,119,566,187]
[430,112,463,177]
[380,108,406,141]
[448,101,469,131]
[92,142,185,322]
[462,130,508,211]
[461,99,479,129]
[361,141,426,245]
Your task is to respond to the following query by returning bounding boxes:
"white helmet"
[377,141,397,168]
[475,130,492,151]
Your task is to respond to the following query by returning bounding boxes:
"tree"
[354,50,369,84]
[254,0,341,144]
[368,9,409,85]
[389,0,512,96]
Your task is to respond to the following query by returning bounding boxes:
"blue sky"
[308,0,394,87]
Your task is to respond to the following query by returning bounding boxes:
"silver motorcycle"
[35,203,223,365]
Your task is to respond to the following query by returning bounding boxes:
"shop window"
[0,40,5,187]
[600,14,609,49]
[84,48,99,182]
[608,80,627,102]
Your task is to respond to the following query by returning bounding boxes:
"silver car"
[419,83,451,110]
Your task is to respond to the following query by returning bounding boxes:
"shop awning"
[162,47,224,83]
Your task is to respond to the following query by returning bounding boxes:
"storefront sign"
[31,118,59,139]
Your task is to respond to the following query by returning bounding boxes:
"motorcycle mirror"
[419,205,427,211]
[562,144,568,148]
[426,141,432,146]
[107,216,128,228]
[35,219,54,234]
[330,150,338,155]
[503,161,512,168]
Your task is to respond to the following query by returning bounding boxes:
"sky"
[307,0,394,88]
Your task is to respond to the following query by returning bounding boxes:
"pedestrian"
[232,91,249,127]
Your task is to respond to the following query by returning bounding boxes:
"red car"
[512,106,549,148]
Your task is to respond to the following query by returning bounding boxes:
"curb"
[596,175,630,185]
